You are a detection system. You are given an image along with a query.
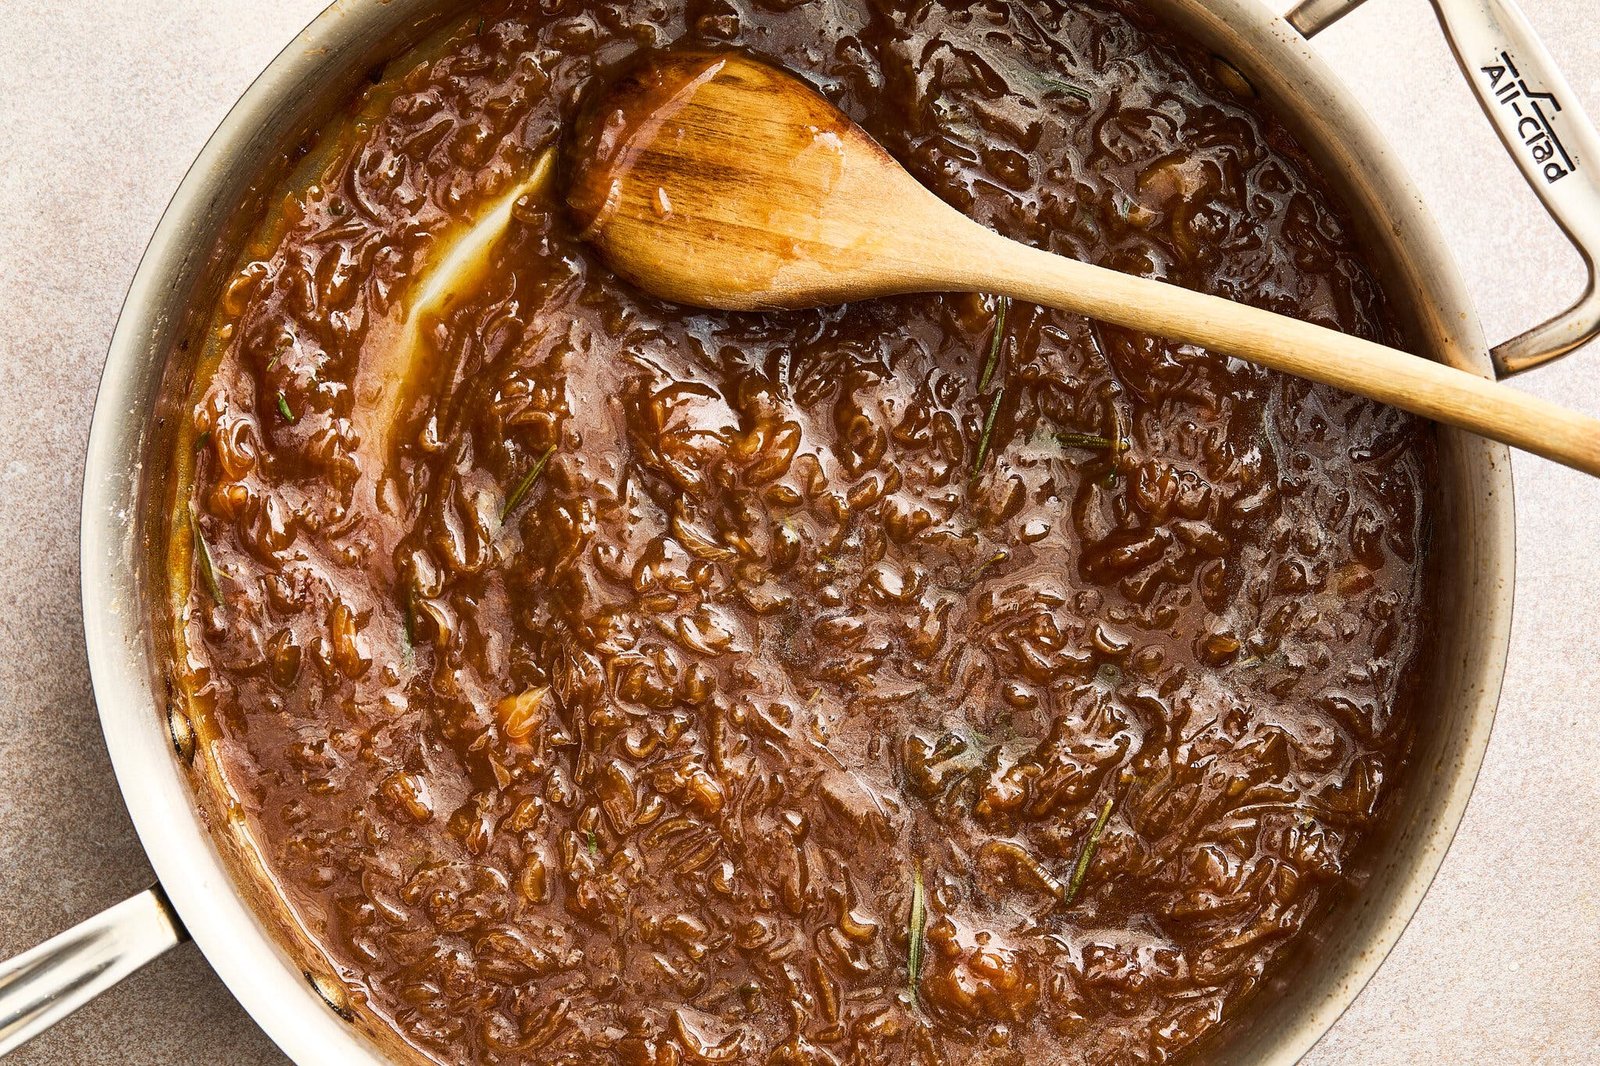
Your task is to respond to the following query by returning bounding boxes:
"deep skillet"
[1,0,1596,1062]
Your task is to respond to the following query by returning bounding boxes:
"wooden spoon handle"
[953,224,1600,475]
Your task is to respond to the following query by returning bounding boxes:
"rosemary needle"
[399,583,418,668]
[189,505,223,603]
[979,296,1009,393]
[1057,431,1116,451]
[502,444,557,520]
[971,388,1004,479]
[908,864,927,1003]
[1065,794,1116,905]
[1038,72,1092,103]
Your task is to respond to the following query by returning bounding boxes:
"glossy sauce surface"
[173,2,1435,1063]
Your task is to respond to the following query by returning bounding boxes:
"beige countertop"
[0,0,1596,1062]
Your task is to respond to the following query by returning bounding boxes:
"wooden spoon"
[566,50,1600,476]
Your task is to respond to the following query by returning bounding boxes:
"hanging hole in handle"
[1290,0,1600,378]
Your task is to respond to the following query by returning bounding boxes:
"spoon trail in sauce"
[355,145,557,510]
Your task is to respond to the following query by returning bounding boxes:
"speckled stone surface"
[0,1,1595,1062]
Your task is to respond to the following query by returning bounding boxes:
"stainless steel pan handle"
[0,886,186,1056]
[1288,0,1600,376]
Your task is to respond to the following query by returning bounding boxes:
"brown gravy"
[172,2,1435,1063]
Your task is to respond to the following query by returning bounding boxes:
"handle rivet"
[1212,55,1257,99]
[305,971,354,1021]
[165,705,195,764]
